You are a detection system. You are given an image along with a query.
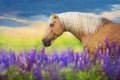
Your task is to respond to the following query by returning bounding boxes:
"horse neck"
[67,27,97,48]
[66,29,85,41]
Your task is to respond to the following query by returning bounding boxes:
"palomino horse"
[42,12,120,55]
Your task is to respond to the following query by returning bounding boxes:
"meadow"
[0,24,120,80]
[0,41,120,80]
[0,24,83,53]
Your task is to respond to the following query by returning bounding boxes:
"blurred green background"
[0,25,83,53]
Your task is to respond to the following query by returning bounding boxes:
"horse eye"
[50,23,54,27]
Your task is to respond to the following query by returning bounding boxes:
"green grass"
[0,33,83,53]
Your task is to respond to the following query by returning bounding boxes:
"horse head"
[42,13,65,47]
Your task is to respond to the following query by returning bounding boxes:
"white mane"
[50,12,110,34]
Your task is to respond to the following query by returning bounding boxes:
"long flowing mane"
[56,12,111,34]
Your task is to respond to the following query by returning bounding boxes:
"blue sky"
[0,0,120,27]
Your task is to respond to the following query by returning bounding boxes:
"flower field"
[0,38,120,80]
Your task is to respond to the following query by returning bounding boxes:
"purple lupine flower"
[83,49,92,69]
[2,58,9,71]
[77,49,90,71]
[52,51,59,63]
[0,63,7,71]
[94,45,101,63]
[21,52,28,63]
[36,54,41,66]
[0,56,2,64]
[59,61,65,69]
[117,46,120,57]
[105,36,111,54]
[116,62,120,80]
[107,66,115,79]
[9,50,16,66]
[43,54,48,67]
[48,67,59,80]
[113,47,120,65]
[101,51,114,78]
[112,41,116,50]
[48,57,52,65]
[16,53,26,70]
[0,55,2,64]
[79,60,85,71]
[1,52,9,70]
[82,49,91,64]
[75,52,79,68]
[40,47,45,54]
[27,48,36,71]
[39,47,46,62]
[0,51,8,72]
[38,47,45,63]
[60,51,68,67]
[32,64,42,80]
[68,48,74,63]
[38,48,48,67]
[0,51,2,65]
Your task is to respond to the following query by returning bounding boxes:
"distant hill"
[0,22,46,38]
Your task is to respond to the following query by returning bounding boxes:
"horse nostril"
[42,39,51,47]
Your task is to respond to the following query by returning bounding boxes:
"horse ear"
[51,13,58,19]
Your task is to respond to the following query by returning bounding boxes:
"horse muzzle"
[42,39,51,47]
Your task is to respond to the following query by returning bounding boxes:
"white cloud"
[113,17,120,22]
[3,11,21,18]
[0,16,6,19]
[29,14,49,22]
[111,4,120,11]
